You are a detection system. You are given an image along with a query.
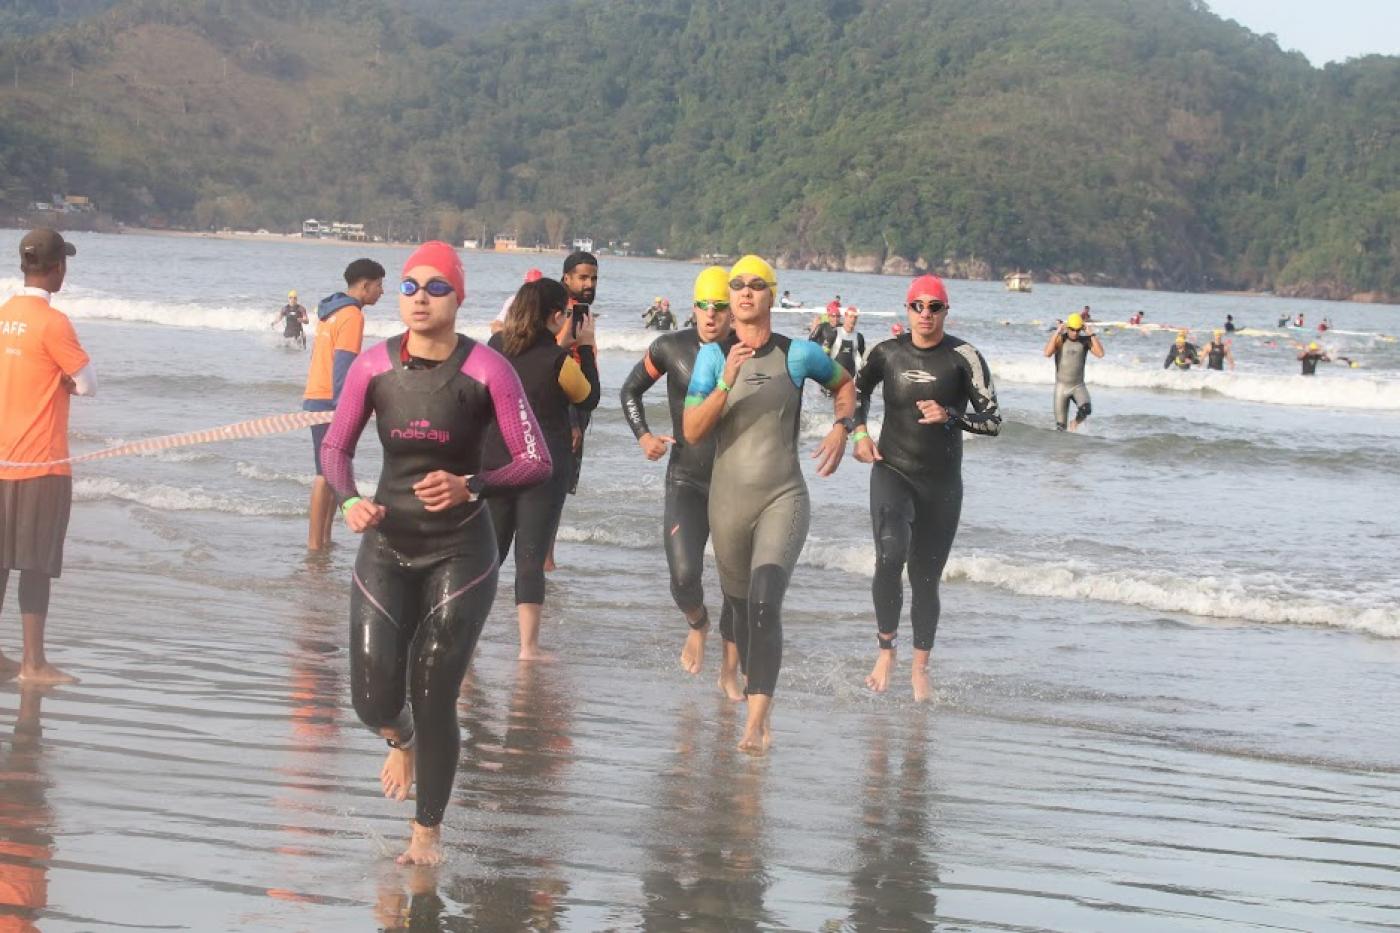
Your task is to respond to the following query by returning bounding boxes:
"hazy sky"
[1207,0,1400,64]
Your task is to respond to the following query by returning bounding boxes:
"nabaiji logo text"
[391,419,451,443]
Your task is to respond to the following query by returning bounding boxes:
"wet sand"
[3,551,1398,932]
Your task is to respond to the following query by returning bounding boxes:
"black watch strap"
[835,416,855,432]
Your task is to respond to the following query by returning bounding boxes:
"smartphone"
[571,303,590,338]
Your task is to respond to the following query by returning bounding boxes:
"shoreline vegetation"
[1,2,1394,306]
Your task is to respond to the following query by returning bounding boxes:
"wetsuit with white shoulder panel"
[855,333,1000,652]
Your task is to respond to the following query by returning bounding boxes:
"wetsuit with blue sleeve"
[686,335,847,696]
[854,333,1000,652]
[320,333,551,829]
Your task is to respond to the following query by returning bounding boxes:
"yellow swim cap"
[1066,313,1083,330]
[1213,329,1223,337]
[1308,341,1319,350]
[693,266,730,304]
[654,296,662,304]
[1176,332,1187,344]
[288,290,297,298]
[729,254,777,288]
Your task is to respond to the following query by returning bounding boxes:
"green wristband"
[852,430,869,442]
[716,377,732,393]
[340,495,362,516]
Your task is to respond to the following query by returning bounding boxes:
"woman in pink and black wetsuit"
[320,241,551,866]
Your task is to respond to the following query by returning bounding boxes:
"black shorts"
[0,474,74,578]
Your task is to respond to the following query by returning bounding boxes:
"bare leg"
[16,574,76,685]
[380,744,415,801]
[396,820,444,866]
[308,477,336,550]
[516,603,554,662]
[738,694,773,755]
[717,640,744,701]
[865,639,896,693]
[0,570,16,675]
[911,648,933,703]
[680,609,708,674]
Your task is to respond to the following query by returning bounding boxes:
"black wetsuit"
[830,329,866,376]
[855,334,1001,651]
[1204,340,1228,371]
[620,328,736,628]
[320,334,551,828]
[1164,343,1199,369]
[486,333,599,604]
[280,304,307,340]
[1300,351,1326,376]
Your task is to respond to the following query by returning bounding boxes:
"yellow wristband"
[340,495,362,516]
[716,377,732,393]
[852,430,869,442]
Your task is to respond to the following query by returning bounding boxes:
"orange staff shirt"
[0,294,91,480]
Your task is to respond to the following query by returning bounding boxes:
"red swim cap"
[906,274,949,306]
[402,241,465,300]
[524,268,543,283]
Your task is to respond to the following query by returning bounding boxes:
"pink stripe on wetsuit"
[320,338,551,511]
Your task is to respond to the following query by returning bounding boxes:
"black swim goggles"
[728,277,772,292]
[907,300,947,315]
[693,299,730,311]
[399,277,455,298]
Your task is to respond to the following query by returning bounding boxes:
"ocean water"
[2,230,1398,930]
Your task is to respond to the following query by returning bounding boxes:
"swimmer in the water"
[320,241,551,865]
[1044,312,1103,431]
[487,277,600,661]
[1164,332,1200,370]
[1202,330,1235,371]
[620,267,737,678]
[683,255,856,753]
[275,291,309,349]
[854,275,1000,701]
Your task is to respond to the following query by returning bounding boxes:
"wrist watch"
[834,416,855,433]
[466,475,486,497]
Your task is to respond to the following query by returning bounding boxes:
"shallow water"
[2,230,1399,930]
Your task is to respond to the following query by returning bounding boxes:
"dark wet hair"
[501,278,569,358]
[344,258,386,286]
[563,251,597,274]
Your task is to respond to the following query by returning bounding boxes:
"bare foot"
[18,663,78,685]
[396,821,444,866]
[911,666,933,703]
[543,546,557,573]
[380,745,415,801]
[737,695,773,755]
[717,656,745,702]
[911,648,933,703]
[680,626,707,674]
[517,647,556,663]
[1068,419,1081,433]
[865,647,896,693]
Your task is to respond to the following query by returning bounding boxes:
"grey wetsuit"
[686,333,843,695]
[1053,334,1093,429]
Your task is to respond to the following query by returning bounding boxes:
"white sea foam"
[235,462,318,487]
[74,477,303,517]
[990,357,1400,410]
[799,541,1400,638]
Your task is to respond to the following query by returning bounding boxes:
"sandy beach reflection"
[641,700,773,930]
[0,687,52,933]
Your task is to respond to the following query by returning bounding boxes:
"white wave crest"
[235,462,318,487]
[74,477,303,517]
[799,541,1400,637]
[990,358,1400,410]
[554,523,650,549]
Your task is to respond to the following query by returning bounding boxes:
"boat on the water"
[1005,271,1033,293]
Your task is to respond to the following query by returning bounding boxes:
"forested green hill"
[1,0,1395,299]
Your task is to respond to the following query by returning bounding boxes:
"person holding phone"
[488,277,600,660]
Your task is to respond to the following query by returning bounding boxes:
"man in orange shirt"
[0,229,96,684]
[303,258,384,550]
